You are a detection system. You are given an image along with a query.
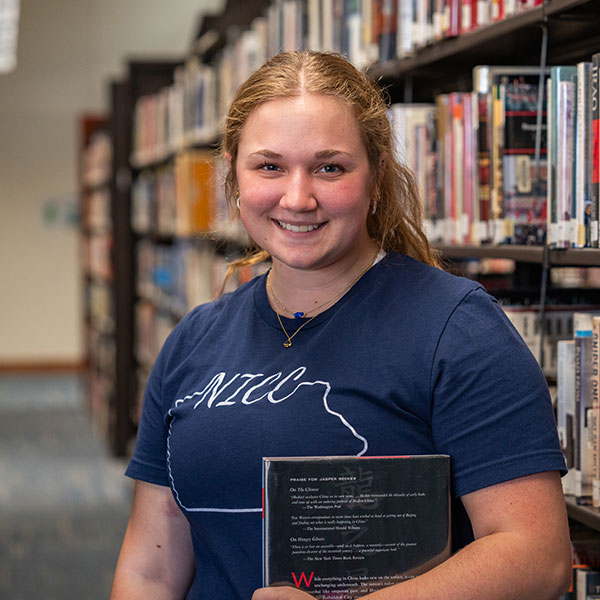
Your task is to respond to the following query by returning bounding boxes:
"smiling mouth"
[276,220,325,233]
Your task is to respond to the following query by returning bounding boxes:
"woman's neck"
[266,242,380,319]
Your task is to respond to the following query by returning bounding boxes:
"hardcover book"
[263,455,451,599]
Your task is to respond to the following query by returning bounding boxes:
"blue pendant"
[293,311,305,319]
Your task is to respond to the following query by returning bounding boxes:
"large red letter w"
[291,571,314,588]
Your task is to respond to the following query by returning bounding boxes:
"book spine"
[592,316,600,508]
[591,53,600,247]
[477,0,489,27]
[346,0,362,65]
[451,93,464,244]
[491,82,505,243]
[447,0,460,37]
[436,94,451,242]
[557,78,575,249]
[308,0,322,50]
[321,0,334,51]
[547,74,558,247]
[378,0,398,61]
[574,313,596,504]
[397,0,413,58]
[474,66,491,243]
[576,62,592,248]
[558,340,576,496]
[462,92,476,243]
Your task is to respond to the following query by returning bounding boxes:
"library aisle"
[0,373,132,599]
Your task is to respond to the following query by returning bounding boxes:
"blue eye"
[259,163,280,172]
[319,164,343,174]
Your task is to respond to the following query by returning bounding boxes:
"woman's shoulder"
[380,252,483,299]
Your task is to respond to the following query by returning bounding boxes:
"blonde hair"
[221,50,441,277]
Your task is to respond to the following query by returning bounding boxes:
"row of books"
[132,0,546,167]
[81,129,111,188]
[135,239,268,344]
[81,231,113,282]
[134,299,179,371]
[86,370,113,441]
[551,268,600,290]
[82,187,111,232]
[86,325,116,381]
[502,306,582,379]
[547,57,600,249]
[85,279,114,336]
[131,151,248,243]
[134,60,600,252]
[136,239,215,322]
[133,245,269,374]
[556,312,600,508]
[395,55,600,247]
[132,59,219,166]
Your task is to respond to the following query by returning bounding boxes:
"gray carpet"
[0,374,133,599]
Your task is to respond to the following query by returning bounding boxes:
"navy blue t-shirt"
[126,252,566,599]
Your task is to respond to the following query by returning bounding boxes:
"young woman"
[110,51,571,600]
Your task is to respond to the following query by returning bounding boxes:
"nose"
[278,169,318,212]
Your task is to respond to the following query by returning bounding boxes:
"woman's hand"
[252,586,317,600]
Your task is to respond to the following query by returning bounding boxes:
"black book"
[263,455,451,599]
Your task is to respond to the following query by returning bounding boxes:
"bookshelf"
[370,0,600,102]
[436,244,600,266]
[79,114,115,449]
[79,61,183,457]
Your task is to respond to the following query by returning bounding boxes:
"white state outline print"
[166,366,369,513]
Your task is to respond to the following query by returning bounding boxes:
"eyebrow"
[248,149,351,159]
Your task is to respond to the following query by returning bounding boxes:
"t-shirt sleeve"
[125,319,186,487]
[430,287,567,498]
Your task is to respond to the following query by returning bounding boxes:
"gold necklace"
[267,274,338,319]
[274,311,319,348]
[267,251,379,348]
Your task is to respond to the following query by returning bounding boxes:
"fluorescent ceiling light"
[0,0,20,73]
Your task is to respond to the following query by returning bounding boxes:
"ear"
[224,152,233,168]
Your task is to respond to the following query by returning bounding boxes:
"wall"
[0,0,223,366]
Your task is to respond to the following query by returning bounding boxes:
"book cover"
[263,455,450,599]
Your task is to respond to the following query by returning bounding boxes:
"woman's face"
[233,93,375,275]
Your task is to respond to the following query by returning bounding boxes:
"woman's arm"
[110,480,195,599]
[253,471,572,600]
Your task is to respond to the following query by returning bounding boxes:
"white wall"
[0,0,224,365]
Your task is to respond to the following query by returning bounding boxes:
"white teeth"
[277,221,322,233]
